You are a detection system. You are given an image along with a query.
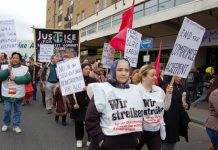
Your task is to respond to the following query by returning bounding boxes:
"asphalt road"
[0,98,211,150]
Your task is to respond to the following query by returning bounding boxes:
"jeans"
[206,128,218,150]
[33,80,38,100]
[45,82,59,110]
[192,87,208,106]
[3,100,22,127]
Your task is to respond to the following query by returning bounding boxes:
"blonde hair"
[139,65,154,77]
[131,69,140,84]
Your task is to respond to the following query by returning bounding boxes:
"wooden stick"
[164,76,175,103]
[73,93,78,104]
[170,76,175,86]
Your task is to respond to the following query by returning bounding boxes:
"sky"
[0,0,47,40]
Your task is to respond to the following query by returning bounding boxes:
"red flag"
[109,0,135,52]
[153,40,163,85]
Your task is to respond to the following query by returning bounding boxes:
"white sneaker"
[1,125,8,132]
[76,140,83,148]
[13,127,22,133]
[86,141,91,147]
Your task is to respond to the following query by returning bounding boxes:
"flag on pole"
[153,40,163,85]
[109,0,135,52]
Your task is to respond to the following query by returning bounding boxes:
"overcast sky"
[0,0,46,40]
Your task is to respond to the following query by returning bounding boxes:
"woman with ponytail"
[136,65,173,150]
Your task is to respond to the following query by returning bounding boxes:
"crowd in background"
[0,52,217,150]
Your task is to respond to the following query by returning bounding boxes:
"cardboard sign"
[0,20,18,52]
[101,43,115,69]
[124,29,142,67]
[38,44,54,62]
[165,17,205,78]
[57,57,85,96]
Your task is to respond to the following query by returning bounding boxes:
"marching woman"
[85,58,144,150]
[70,63,96,148]
[162,76,190,150]
[0,52,31,133]
[136,65,173,150]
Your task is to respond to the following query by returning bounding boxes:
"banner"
[17,40,34,61]
[34,28,79,62]
[0,20,18,52]
[165,17,205,78]
[57,57,85,96]
[124,29,142,67]
[101,43,115,69]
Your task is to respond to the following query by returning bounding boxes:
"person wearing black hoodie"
[70,63,96,148]
[85,58,144,150]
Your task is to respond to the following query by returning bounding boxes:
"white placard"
[57,57,85,96]
[0,20,18,52]
[38,44,54,62]
[165,17,205,78]
[101,43,115,69]
[124,29,142,67]
[40,44,54,55]
[143,55,150,62]
[38,55,51,62]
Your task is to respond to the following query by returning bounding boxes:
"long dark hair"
[205,74,218,102]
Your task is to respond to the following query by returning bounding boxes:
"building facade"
[46,0,218,71]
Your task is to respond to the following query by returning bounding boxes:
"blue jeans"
[33,80,38,100]
[206,128,218,150]
[3,100,22,127]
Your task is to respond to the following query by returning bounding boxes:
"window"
[175,0,193,6]
[158,0,174,11]
[133,3,144,20]
[112,11,123,27]
[77,14,80,23]
[69,5,73,14]
[98,17,111,31]
[81,27,87,37]
[145,0,158,15]
[95,2,99,13]
[103,0,107,8]
[87,23,97,35]
[59,0,63,7]
[58,14,62,23]
[82,11,85,20]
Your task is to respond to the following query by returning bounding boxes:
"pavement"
[188,101,209,126]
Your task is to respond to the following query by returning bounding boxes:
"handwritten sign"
[101,43,115,69]
[57,57,85,96]
[40,44,54,55]
[0,20,18,52]
[165,17,205,78]
[38,44,54,62]
[38,55,51,62]
[124,29,142,67]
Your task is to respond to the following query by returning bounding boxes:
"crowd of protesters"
[0,52,217,150]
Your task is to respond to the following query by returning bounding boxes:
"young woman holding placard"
[135,65,173,150]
